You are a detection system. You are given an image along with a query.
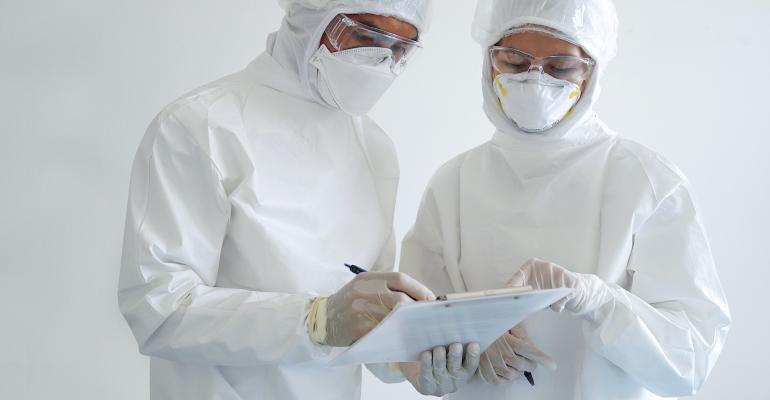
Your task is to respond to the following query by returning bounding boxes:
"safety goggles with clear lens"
[489,46,595,83]
[324,14,422,73]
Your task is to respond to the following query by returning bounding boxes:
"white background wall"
[1,0,767,398]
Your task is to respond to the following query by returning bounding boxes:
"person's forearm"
[582,285,730,396]
[120,273,333,366]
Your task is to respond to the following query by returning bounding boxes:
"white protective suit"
[399,0,731,399]
[118,1,431,399]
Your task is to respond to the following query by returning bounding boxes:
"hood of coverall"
[472,0,619,143]
[267,0,433,105]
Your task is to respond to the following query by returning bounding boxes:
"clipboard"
[330,287,572,366]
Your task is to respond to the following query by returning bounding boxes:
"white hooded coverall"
[399,1,731,399]
[118,1,431,399]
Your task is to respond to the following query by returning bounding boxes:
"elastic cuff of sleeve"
[578,278,626,324]
[307,297,328,345]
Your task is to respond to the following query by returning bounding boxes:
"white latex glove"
[400,343,481,396]
[478,325,556,385]
[508,258,613,316]
[313,272,435,347]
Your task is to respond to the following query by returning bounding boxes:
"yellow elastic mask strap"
[565,87,582,117]
[495,75,508,97]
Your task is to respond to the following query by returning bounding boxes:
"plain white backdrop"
[1,0,768,398]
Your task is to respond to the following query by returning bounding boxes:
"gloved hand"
[400,343,481,396]
[478,325,556,385]
[508,258,613,316]
[312,272,436,347]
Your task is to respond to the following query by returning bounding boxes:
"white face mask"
[493,71,582,133]
[310,45,397,116]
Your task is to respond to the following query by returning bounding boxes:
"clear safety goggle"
[490,46,595,83]
[324,14,422,73]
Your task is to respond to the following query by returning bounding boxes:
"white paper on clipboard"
[330,288,572,366]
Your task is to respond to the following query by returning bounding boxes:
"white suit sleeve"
[118,112,332,366]
[583,184,731,396]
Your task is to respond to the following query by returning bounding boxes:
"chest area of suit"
[457,146,614,290]
[219,122,391,293]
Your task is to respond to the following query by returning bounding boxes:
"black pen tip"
[524,371,535,386]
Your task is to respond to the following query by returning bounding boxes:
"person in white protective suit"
[399,0,731,399]
[117,1,481,399]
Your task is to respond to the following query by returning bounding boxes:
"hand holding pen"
[308,264,436,347]
[345,263,540,387]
